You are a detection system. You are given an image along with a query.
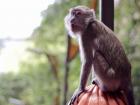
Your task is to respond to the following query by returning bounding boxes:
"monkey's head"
[64,6,96,38]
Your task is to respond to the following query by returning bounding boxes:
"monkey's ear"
[90,9,96,19]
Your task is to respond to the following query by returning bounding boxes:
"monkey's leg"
[93,53,135,105]
[92,52,120,92]
[92,52,109,91]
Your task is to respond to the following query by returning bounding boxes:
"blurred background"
[0,0,140,105]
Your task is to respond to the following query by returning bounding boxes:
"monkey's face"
[64,6,95,38]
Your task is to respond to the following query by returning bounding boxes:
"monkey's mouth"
[71,23,77,28]
[71,23,81,32]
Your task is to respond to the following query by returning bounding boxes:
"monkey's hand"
[68,88,85,105]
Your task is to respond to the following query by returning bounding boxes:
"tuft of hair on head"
[85,8,96,25]
[74,5,91,10]
[74,5,96,16]
[90,9,96,19]
[72,5,96,24]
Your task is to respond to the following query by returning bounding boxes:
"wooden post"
[100,0,114,31]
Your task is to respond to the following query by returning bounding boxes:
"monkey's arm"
[69,41,93,105]
[68,60,92,105]
[78,37,94,90]
[79,60,92,90]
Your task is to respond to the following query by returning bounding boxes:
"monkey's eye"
[75,11,82,16]
[72,10,82,17]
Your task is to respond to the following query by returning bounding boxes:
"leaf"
[66,36,79,62]
[90,0,97,10]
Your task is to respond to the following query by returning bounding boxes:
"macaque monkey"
[64,6,135,105]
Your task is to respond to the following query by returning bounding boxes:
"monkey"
[64,6,135,105]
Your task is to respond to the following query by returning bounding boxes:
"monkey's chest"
[78,37,93,62]
[79,43,85,62]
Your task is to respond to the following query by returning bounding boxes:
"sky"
[0,0,55,73]
[0,0,55,39]
[0,0,120,39]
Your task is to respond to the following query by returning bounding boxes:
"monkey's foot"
[92,79,108,92]
[92,79,99,85]
[68,89,84,105]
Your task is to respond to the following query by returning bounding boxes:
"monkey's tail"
[124,83,135,105]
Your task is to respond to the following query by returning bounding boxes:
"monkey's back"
[92,20,131,77]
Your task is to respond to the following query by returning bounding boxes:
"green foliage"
[0,0,140,105]
[0,73,30,105]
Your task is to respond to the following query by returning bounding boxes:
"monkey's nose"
[70,19,75,24]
